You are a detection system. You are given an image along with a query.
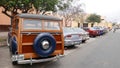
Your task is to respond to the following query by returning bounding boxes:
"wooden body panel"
[19,33,64,59]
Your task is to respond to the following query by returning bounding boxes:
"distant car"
[83,27,99,37]
[72,28,89,43]
[93,26,106,35]
[63,27,82,46]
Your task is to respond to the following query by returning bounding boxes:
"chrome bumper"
[18,55,60,64]
[64,39,82,46]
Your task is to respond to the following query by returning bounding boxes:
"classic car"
[72,28,89,43]
[7,13,64,65]
[63,27,82,46]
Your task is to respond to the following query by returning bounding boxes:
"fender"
[11,36,17,54]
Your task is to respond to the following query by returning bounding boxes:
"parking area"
[0,31,96,56]
[0,31,109,68]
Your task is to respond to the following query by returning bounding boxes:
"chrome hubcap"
[42,40,50,50]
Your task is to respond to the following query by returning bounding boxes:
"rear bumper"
[89,33,98,36]
[64,39,82,46]
[18,55,60,64]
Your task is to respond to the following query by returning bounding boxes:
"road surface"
[0,30,120,68]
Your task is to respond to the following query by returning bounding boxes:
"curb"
[0,42,7,47]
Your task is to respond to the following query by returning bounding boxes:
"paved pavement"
[0,32,8,46]
[0,30,120,68]
[44,30,120,68]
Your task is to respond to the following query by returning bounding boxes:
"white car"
[72,28,89,43]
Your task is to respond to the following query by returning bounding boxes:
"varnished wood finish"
[12,14,64,59]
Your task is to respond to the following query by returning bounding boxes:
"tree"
[33,0,59,14]
[0,0,71,24]
[58,3,84,27]
[86,14,101,26]
[0,0,32,18]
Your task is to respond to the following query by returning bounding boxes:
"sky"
[77,0,120,23]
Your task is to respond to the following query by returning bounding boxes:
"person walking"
[113,25,117,33]
[113,27,116,33]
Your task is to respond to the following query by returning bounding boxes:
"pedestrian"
[113,25,117,33]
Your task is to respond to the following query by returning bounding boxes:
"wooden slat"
[22,41,62,46]
[22,43,33,46]
[56,41,62,44]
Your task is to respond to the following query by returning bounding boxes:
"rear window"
[44,21,60,30]
[63,28,74,33]
[23,19,42,30]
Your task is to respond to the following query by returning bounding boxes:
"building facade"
[0,7,10,32]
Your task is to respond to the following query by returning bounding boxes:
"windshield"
[90,28,96,30]
[72,28,86,32]
[23,19,42,29]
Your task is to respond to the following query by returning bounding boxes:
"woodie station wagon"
[7,13,64,65]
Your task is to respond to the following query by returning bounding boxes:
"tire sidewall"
[33,33,56,57]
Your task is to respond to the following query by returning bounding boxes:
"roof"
[17,13,62,21]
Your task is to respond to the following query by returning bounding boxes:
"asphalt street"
[0,30,120,68]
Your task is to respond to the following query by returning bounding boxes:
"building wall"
[0,7,11,31]
[71,21,78,27]
[0,7,10,25]
[0,25,10,32]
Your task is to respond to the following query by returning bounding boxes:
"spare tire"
[33,33,56,57]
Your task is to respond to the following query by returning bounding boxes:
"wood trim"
[61,20,64,55]
[22,41,62,46]
[18,18,23,54]
[22,43,33,46]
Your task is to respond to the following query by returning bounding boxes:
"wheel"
[12,61,18,65]
[33,33,56,57]
[82,40,86,43]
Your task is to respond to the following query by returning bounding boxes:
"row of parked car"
[7,13,109,65]
[63,26,109,47]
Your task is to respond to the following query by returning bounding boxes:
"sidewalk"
[0,32,8,46]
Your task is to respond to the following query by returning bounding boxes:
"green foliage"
[0,0,70,17]
[86,14,101,23]
[33,0,58,13]
[0,0,31,11]
[57,0,71,10]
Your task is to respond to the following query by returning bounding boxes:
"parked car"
[7,13,64,65]
[63,27,82,46]
[83,27,99,37]
[72,28,89,43]
[93,26,106,35]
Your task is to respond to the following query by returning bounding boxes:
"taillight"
[66,35,72,37]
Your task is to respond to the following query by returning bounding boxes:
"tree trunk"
[10,12,18,25]
[78,23,80,27]
[91,22,94,27]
